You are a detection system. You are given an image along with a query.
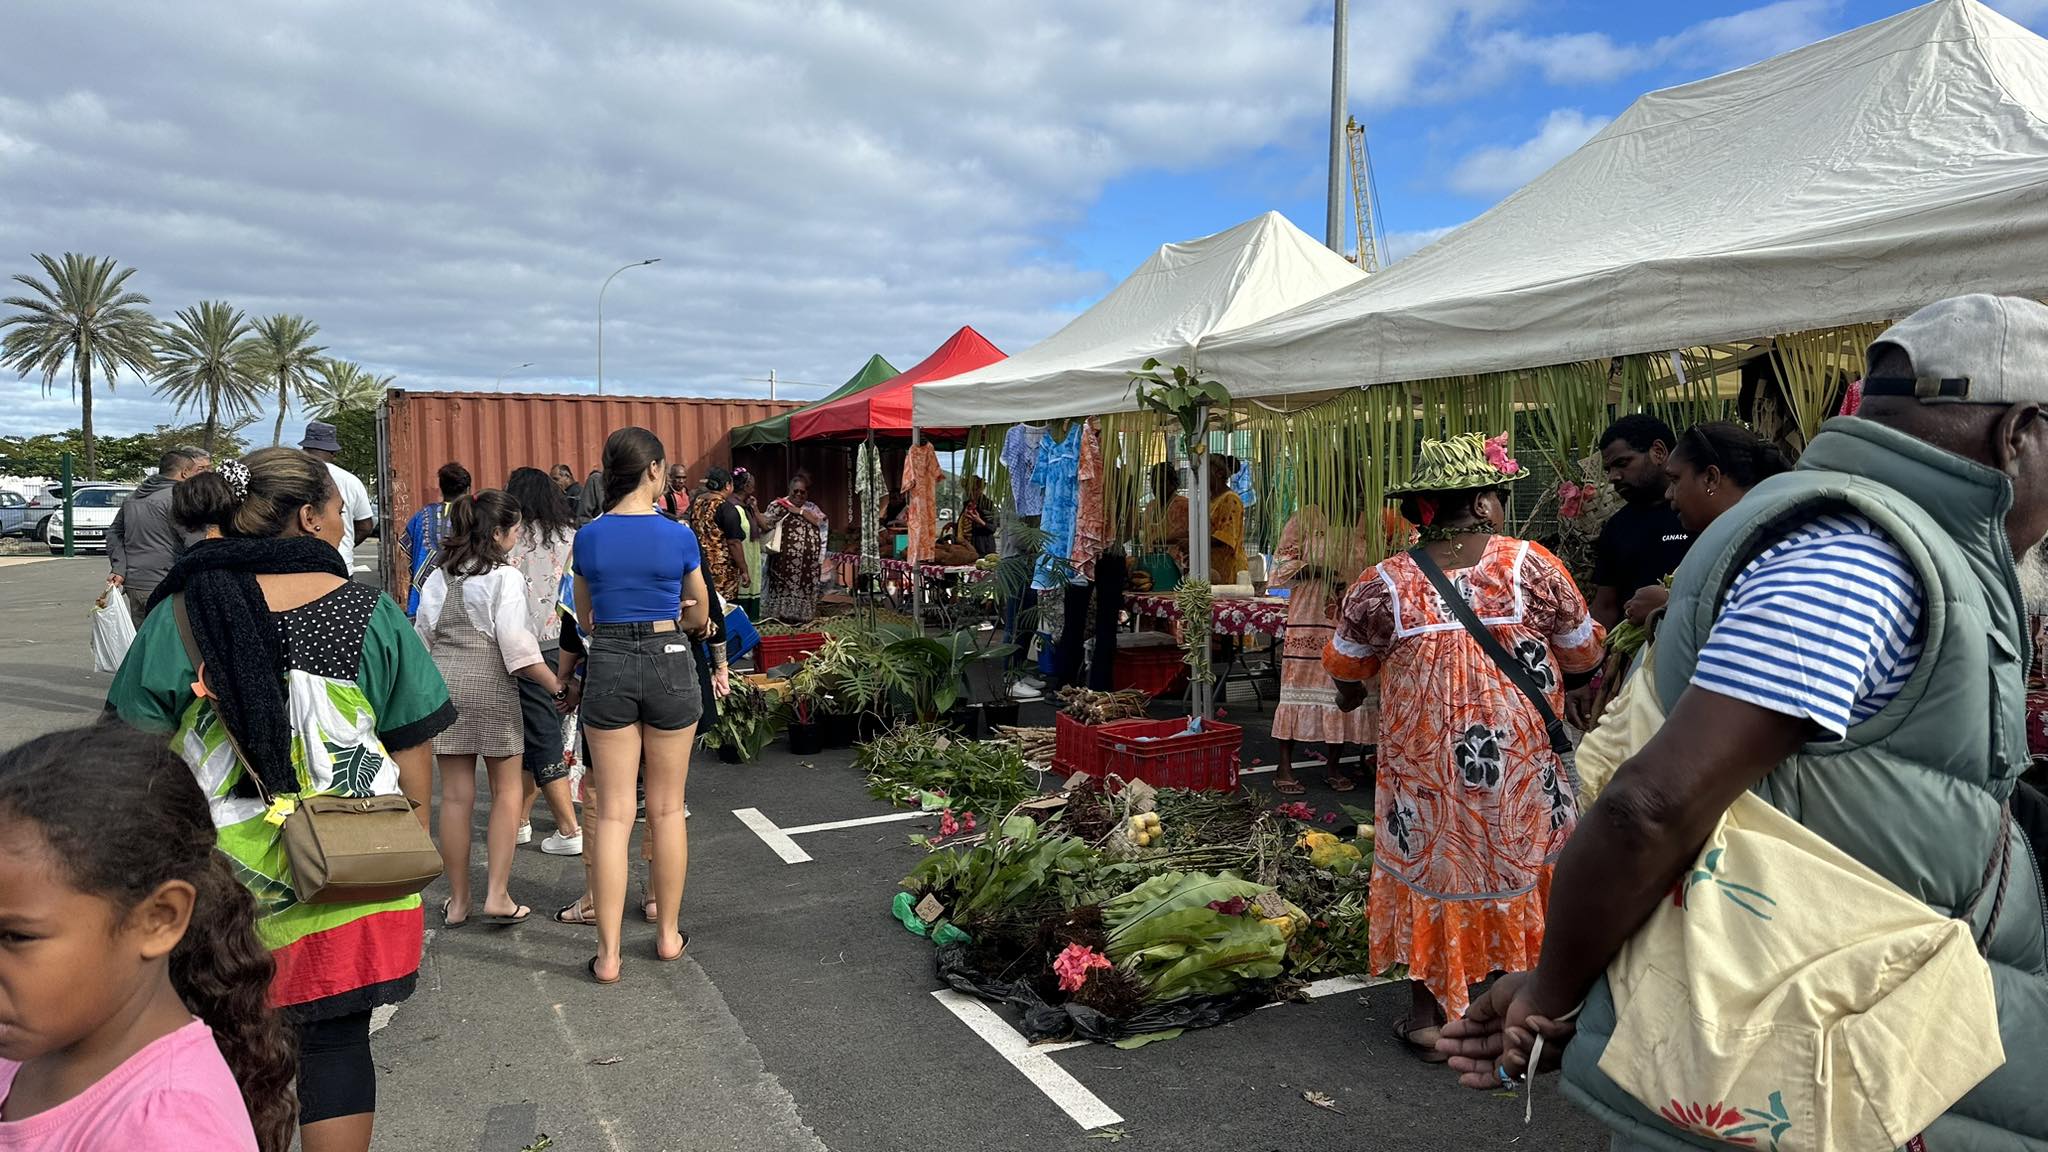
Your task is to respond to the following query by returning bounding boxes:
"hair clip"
[217,459,251,500]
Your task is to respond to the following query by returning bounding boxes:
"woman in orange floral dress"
[1323,433,1605,1057]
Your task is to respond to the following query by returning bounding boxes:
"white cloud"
[1383,225,1460,264]
[1474,0,1837,88]
[3,0,1550,438]
[1446,109,1610,196]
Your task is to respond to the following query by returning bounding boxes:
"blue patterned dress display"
[1032,423,1083,590]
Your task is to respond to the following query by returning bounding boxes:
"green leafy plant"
[905,813,1096,923]
[699,677,787,761]
[861,723,1040,816]
[1128,358,1230,456]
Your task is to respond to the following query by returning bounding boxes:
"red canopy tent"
[788,325,1005,442]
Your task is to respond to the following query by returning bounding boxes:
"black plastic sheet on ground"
[933,940,1273,1043]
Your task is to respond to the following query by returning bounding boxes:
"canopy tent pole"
[910,427,926,636]
[1187,407,1213,722]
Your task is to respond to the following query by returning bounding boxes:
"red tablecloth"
[830,552,988,583]
[1124,592,1288,639]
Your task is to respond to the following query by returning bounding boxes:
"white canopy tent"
[911,211,1363,426]
[1201,0,2048,397]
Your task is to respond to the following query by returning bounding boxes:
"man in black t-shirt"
[1590,414,1692,629]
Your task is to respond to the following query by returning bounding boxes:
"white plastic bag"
[90,588,136,674]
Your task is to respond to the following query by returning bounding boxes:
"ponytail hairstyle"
[172,470,238,536]
[601,426,666,512]
[217,447,336,539]
[438,489,521,576]
[1672,421,1792,492]
[0,723,296,1151]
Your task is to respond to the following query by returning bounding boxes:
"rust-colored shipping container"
[376,390,801,598]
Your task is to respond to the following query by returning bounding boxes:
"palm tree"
[247,313,325,446]
[154,301,263,452]
[304,358,391,419]
[0,253,160,477]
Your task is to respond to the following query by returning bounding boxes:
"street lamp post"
[495,362,535,391]
[597,258,660,395]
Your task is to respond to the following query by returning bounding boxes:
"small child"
[0,723,293,1151]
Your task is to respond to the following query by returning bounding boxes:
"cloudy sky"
[3,0,2042,440]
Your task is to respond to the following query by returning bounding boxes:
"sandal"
[587,956,620,986]
[1273,778,1307,796]
[441,897,468,929]
[479,904,532,927]
[639,878,657,923]
[655,931,690,962]
[1327,773,1357,793]
[1394,1017,1450,1064]
[554,899,597,926]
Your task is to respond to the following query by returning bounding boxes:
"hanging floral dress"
[1323,536,1605,1017]
[902,442,941,564]
[1032,423,1083,589]
[1271,506,1378,746]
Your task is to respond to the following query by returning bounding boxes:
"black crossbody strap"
[173,594,273,805]
[1408,547,1573,756]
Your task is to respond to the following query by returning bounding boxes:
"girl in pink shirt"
[0,723,293,1151]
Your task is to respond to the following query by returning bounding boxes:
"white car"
[38,484,135,554]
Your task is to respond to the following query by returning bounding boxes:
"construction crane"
[1346,116,1388,273]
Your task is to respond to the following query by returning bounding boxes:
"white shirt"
[413,565,546,674]
[326,462,374,562]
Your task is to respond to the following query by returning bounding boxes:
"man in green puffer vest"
[1441,295,2048,1151]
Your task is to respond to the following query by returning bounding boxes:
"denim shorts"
[580,624,703,732]
[517,667,570,783]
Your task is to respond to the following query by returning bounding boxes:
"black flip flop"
[479,904,532,927]
[441,898,468,929]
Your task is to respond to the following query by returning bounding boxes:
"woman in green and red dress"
[108,448,454,1152]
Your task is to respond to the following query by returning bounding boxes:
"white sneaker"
[1009,681,1044,701]
[541,830,583,855]
[516,822,533,845]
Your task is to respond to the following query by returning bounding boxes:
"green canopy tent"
[729,353,899,449]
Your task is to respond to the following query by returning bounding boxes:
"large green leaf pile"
[1103,872,1286,1001]
[906,814,1093,923]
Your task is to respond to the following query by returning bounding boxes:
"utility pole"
[1326,0,1348,253]
[768,369,777,401]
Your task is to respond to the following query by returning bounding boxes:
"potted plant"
[700,677,787,764]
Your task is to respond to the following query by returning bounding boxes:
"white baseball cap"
[1864,294,2048,405]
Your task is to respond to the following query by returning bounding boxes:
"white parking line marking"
[782,810,927,835]
[932,991,1123,1130]
[732,807,813,864]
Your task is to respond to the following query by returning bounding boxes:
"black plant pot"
[788,721,824,756]
[960,705,996,740]
[985,701,1021,728]
[821,711,857,749]
[717,742,745,764]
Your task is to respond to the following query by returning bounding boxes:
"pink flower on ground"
[937,810,960,838]
[963,812,977,831]
[1053,943,1113,993]
[1323,812,1339,825]
[1207,896,1249,916]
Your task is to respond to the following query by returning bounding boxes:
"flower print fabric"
[1031,423,1083,590]
[1321,536,1605,1018]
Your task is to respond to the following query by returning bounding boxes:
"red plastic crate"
[1112,643,1189,698]
[754,631,826,671]
[1094,718,1242,792]
[1054,711,1118,776]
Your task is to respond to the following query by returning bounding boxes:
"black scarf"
[147,537,350,796]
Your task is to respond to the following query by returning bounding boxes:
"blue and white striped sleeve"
[1691,514,1925,738]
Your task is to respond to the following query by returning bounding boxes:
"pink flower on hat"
[1483,434,1521,477]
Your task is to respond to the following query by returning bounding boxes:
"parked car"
[36,484,135,554]
[0,491,29,538]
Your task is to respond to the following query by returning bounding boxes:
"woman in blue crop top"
[570,426,713,985]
